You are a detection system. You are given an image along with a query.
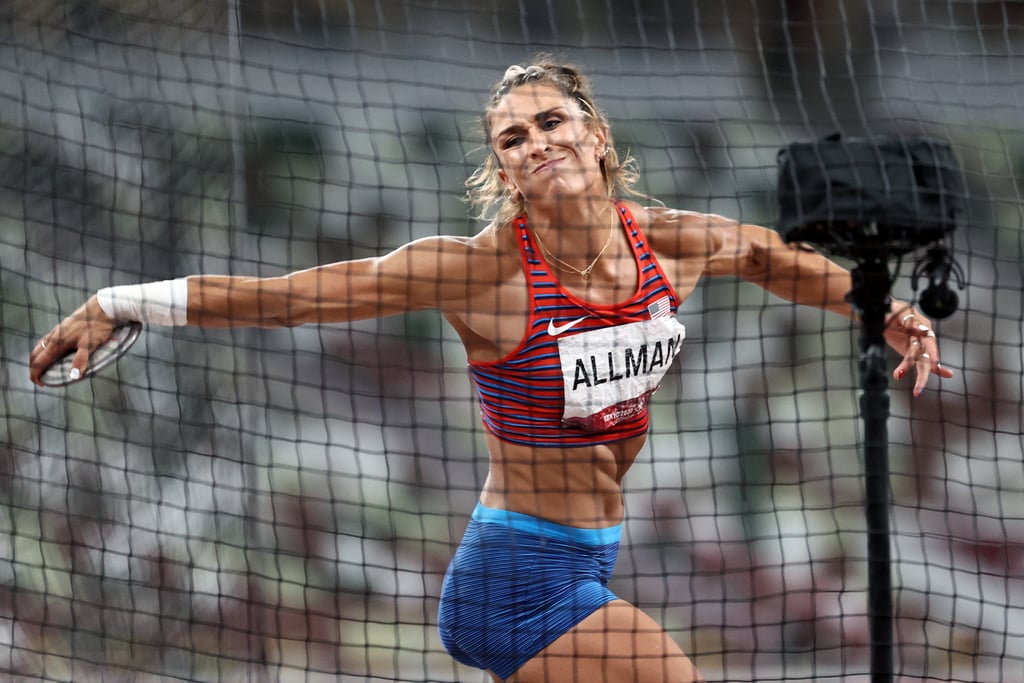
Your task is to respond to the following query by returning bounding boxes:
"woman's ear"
[498,168,518,198]
[593,125,610,159]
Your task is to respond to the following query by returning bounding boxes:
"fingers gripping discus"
[39,321,143,387]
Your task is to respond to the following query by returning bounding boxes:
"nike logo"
[547,316,590,336]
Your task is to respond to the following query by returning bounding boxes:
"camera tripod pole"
[776,132,963,683]
[847,253,896,683]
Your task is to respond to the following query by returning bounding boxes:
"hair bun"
[502,65,527,82]
[501,64,548,86]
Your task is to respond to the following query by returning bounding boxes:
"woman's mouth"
[533,158,564,174]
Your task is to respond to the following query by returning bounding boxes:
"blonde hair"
[464,56,642,227]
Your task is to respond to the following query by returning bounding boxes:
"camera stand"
[777,133,964,683]
[847,254,896,683]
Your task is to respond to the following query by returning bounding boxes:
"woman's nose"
[524,127,549,154]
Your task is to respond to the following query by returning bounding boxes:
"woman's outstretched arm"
[697,213,955,396]
[29,234,477,385]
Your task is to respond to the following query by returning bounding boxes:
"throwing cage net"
[3,1,1022,681]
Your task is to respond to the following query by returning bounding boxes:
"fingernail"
[69,368,81,381]
[896,369,905,379]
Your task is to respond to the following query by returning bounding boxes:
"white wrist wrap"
[96,278,189,326]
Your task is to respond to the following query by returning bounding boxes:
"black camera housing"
[776,134,964,258]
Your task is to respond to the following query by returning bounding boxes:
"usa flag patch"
[647,296,672,319]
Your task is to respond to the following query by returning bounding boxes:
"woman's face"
[488,83,608,206]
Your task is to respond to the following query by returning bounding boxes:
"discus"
[38,321,143,387]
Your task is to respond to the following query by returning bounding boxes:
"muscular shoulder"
[398,225,511,272]
[393,223,523,311]
[623,202,736,262]
[625,201,797,282]
[445,223,522,278]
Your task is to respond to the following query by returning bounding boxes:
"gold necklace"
[532,209,617,280]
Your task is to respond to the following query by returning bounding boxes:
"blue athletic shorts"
[437,503,622,680]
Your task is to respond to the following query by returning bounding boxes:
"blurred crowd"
[1,1,1022,681]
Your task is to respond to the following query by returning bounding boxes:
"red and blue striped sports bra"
[469,202,687,448]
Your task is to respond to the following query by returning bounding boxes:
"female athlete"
[29,57,952,682]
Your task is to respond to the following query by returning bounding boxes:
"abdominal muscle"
[478,430,647,528]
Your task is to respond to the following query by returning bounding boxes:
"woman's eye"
[542,117,562,130]
[501,136,523,149]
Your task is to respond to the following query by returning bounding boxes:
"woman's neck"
[525,196,616,247]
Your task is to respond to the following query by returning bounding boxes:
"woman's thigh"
[506,599,705,683]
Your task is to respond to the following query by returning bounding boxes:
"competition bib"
[557,316,686,433]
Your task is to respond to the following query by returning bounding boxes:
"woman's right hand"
[29,296,116,387]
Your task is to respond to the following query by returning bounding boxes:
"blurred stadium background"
[2,1,1023,681]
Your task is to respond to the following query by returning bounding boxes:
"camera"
[776,133,965,316]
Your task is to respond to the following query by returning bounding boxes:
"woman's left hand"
[885,305,955,396]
